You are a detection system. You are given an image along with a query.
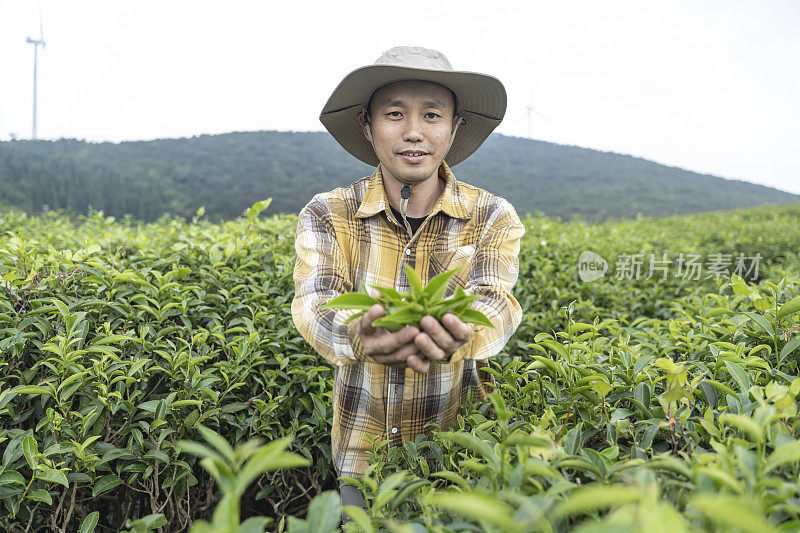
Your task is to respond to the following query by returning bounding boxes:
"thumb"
[360,304,385,336]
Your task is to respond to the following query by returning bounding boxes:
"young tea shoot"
[321,265,494,331]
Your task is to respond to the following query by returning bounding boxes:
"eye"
[386,111,402,118]
[425,112,441,119]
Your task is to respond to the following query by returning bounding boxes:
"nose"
[402,114,424,143]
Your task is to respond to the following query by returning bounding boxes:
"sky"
[1,0,799,194]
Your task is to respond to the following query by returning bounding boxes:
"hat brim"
[320,64,506,167]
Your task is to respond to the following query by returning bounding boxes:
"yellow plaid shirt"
[291,161,524,478]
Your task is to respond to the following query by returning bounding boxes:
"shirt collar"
[355,161,471,221]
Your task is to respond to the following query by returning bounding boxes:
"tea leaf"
[22,435,37,471]
[245,198,272,219]
[554,485,640,518]
[373,471,407,510]
[741,311,775,338]
[240,517,272,533]
[371,308,422,331]
[196,425,235,463]
[37,468,68,488]
[430,470,469,490]
[720,413,763,443]
[779,335,800,363]
[305,490,341,533]
[343,310,366,325]
[428,492,520,532]
[405,263,423,301]
[236,437,309,491]
[369,284,405,301]
[731,274,750,296]
[92,475,121,496]
[691,495,778,533]
[321,293,378,310]
[13,386,54,398]
[459,309,494,328]
[777,296,800,320]
[342,505,375,533]
[590,380,613,398]
[26,489,52,505]
[765,440,800,473]
[503,430,553,449]
[422,269,459,303]
[724,361,751,395]
[442,432,498,468]
[78,511,100,533]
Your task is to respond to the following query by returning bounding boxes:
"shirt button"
[391,427,398,434]
[404,249,411,256]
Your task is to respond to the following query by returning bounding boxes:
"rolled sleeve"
[291,197,365,366]
[448,199,525,363]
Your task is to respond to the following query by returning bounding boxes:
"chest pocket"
[432,244,477,290]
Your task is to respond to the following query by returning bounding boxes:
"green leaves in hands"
[459,309,494,328]
[405,263,424,301]
[321,267,494,332]
[322,282,380,326]
[421,267,459,304]
[371,307,424,332]
[321,292,379,311]
[370,285,406,305]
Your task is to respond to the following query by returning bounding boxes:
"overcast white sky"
[1,0,798,193]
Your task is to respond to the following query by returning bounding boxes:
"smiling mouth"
[398,151,429,162]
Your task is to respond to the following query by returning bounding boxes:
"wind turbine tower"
[26,11,46,140]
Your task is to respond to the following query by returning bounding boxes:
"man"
[291,46,525,513]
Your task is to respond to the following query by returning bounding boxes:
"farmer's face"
[362,80,458,186]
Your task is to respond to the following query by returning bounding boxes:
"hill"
[1,131,796,221]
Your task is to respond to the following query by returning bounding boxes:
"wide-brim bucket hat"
[320,46,507,167]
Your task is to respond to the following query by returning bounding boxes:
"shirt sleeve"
[291,196,366,366]
[448,198,525,363]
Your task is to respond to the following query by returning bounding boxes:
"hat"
[320,46,507,167]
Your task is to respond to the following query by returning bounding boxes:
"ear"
[359,112,371,141]
[452,112,462,130]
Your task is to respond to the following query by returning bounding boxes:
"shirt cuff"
[345,310,366,363]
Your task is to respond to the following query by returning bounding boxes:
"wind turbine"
[525,100,549,139]
[26,6,46,140]
[526,106,533,139]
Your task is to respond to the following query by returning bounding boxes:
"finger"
[441,313,473,343]
[371,341,419,364]
[406,353,430,374]
[414,332,447,362]
[367,325,419,357]
[359,304,385,337]
[372,358,405,367]
[419,315,456,354]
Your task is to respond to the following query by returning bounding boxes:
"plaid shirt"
[291,161,524,478]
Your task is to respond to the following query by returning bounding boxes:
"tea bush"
[0,201,798,531]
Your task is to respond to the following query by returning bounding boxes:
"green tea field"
[1,201,799,532]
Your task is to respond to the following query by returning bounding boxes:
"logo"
[578,251,608,282]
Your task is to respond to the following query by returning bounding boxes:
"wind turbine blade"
[39,0,46,46]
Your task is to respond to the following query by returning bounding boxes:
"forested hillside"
[1,131,796,222]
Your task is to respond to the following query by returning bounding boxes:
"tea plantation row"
[0,202,799,531]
